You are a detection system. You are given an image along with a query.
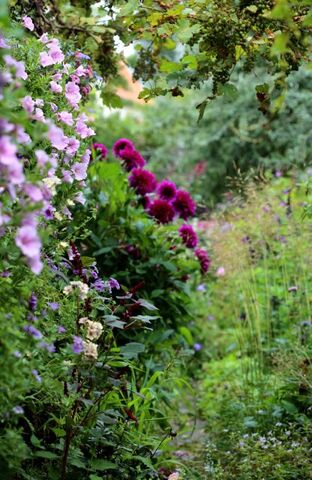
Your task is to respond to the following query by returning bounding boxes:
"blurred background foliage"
[94,66,312,206]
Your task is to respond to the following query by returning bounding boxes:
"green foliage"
[94,67,312,205]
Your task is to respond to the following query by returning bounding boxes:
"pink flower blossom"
[32,108,45,123]
[62,169,73,183]
[47,125,68,150]
[28,256,43,274]
[0,34,10,49]
[75,118,95,138]
[15,225,41,258]
[0,136,17,165]
[16,126,31,145]
[50,102,58,113]
[75,192,86,205]
[58,111,73,126]
[35,98,44,107]
[39,33,49,43]
[39,51,54,67]
[50,81,62,93]
[66,137,80,156]
[48,45,64,64]
[22,16,34,31]
[24,184,43,202]
[71,162,88,181]
[7,161,25,185]
[4,55,28,80]
[65,81,81,107]
[21,95,35,114]
[35,150,49,167]
[52,73,62,82]
[82,149,91,165]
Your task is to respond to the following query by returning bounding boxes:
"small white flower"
[83,341,98,360]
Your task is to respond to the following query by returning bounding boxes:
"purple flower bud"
[47,301,59,311]
[24,325,42,339]
[32,369,42,383]
[58,325,66,334]
[72,335,84,354]
[109,278,120,290]
[28,292,38,311]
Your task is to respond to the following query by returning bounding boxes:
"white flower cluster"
[78,317,104,360]
[63,281,89,299]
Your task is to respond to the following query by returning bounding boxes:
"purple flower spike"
[72,335,84,354]
[157,180,177,201]
[24,325,42,339]
[28,292,38,311]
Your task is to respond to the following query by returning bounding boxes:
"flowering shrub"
[0,15,209,480]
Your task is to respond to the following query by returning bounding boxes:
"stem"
[61,430,72,480]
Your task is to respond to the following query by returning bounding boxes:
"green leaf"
[89,459,118,471]
[137,299,158,311]
[246,5,257,13]
[179,326,194,345]
[120,342,145,359]
[159,59,182,73]
[219,83,239,99]
[182,55,198,70]
[271,32,289,55]
[101,91,123,109]
[34,450,59,460]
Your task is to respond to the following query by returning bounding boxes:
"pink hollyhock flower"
[28,256,43,274]
[75,192,86,205]
[7,161,25,185]
[82,149,91,165]
[149,198,175,224]
[35,150,49,167]
[39,33,49,43]
[70,74,80,84]
[50,81,62,93]
[15,225,41,258]
[32,108,45,123]
[24,184,43,202]
[71,162,88,181]
[47,125,68,150]
[75,119,94,138]
[22,16,34,31]
[16,126,31,145]
[113,138,135,158]
[129,168,157,196]
[4,55,28,80]
[66,137,80,156]
[21,95,35,113]
[49,45,64,64]
[195,248,210,273]
[179,224,198,248]
[58,111,73,126]
[65,81,81,107]
[157,179,177,200]
[93,143,108,160]
[0,136,17,165]
[39,51,54,67]
[62,169,73,183]
[35,99,44,107]
[173,189,196,220]
[75,65,86,77]
[52,73,62,82]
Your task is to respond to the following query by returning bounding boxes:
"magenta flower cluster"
[93,137,210,273]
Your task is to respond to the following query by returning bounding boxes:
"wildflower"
[16,126,31,144]
[58,111,74,126]
[109,278,120,290]
[83,341,98,360]
[58,325,66,333]
[39,51,54,67]
[129,168,157,195]
[112,138,135,157]
[66,137,80,156]
[12,406,24,414]
[0,135,17,165]
[21,95,35,113]
[194,343,202,351]
[22,16,35,31]
[43,204,55,220]
[50,81,62,93]
[47,125,68,150]
[4,55,28,80]
[39,342,55,353]
[157,180,177,201]
[23,325,42,339]
[65,81,81,107]
[28,256,43,275]
[93,278,105,292]
[79,318,103,341]
[179,224,198,248]
[216,266,225,277]
[195,248,210,273]
[32,369,42,383]
[149,198,175,224]
[63,281,89,300]
[72,335,84,354]
[196,284,206,292]
[15,225,41,259]
[28,292,38,311]
[93,142,108,159]
[24,184,43,202]
[13,350,22,358]
[173,189,196,220]
[32,108,46,123]
[62,169,73,184]
[71,162,88,181]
